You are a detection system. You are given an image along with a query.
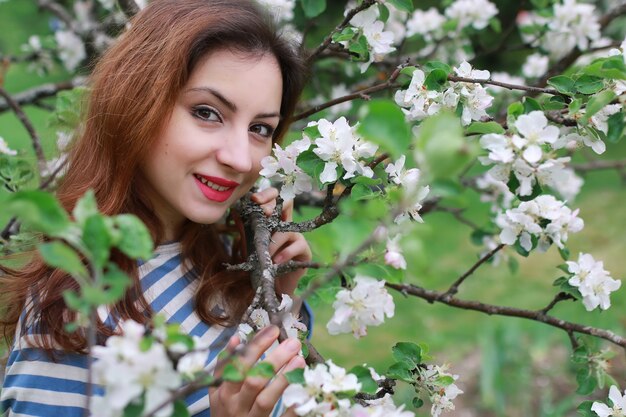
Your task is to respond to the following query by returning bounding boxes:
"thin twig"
[447,75,564,97]
[386,282,626,349]
[0,87,47,175]
[540,292,576,315]
[572,159,626,172]
[0,77,86,113]
[307,0,377,64]
[441,244,506,298]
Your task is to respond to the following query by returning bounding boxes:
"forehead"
[184,48,283,111]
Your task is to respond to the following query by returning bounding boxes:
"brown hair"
[1,0,307,353]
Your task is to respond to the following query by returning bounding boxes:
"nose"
[216,126,253,173]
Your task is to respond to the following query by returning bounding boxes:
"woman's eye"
[191,106,221,122]
[250,123,274,139]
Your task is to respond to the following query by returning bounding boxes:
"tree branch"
[0,87,46,176]
[293,64,405,121]
[0,77,86,113]
[386,282,626,349]
[306,0,377,65]
[447,75,564,97]
[441,244,506,298]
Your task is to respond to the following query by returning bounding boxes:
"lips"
[193,174,239,202]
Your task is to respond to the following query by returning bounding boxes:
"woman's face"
[140,48,283,239]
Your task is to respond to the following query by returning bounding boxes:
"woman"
[0,0,311,416]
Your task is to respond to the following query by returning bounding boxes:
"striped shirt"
[1,242,309,417]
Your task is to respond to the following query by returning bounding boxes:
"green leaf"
[423,61,452,74]
[300,0,326,18]
[7,191,71,237]
[576,401,595,417]
[556,263,571,274]
[63,290,87,313]
[222,363,245,382]
[285,368,305,384]
[296,150,325,188]
[249,362,275,378]
[507,102,524,118]
[558,246,570,261]
[386,362,413,383]
[349,36,369,60]
[113,214,154,260]
[470,229,490,246]
[83,214,111,270]
[122,393,145,417]
[547,75,575,95]
[391,342,422,368]
[348,365,378,394]
[415,111,473,180]
[523,97,542,113]
[72,190,99,226]
[582,55,626,80]
[569,98,583,114]
[573,75,605,95]
[38,241,87,279]
[385,0,414,13]
[357,99,412,159]
[575,368,597,395]
[465,121,505,135]
[606,111,625,143]
[378,3,389,23]
[435,375,454,386]
[172,400,191,417]
[581,90,617,124]
[424,68,449,91]
[100,263,131,304]
[412,397,424,408]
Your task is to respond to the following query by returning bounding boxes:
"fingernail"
[284,338,301,352]
[285,355,305,371]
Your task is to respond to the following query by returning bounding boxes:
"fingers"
[281,199,293,222]
[251,188,278,217]
[238,338,302,413]
[271,235,311,265]
[250,354,306,417]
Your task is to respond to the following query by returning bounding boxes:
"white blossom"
[540,0,601,59]
[310,117,377,183]
[554,128,606,155]
[237,294,307,342]
[406,8,445,41]
[283,360,360,416]
[0,136,17,156]
[327,275,394,338]
[395,69,444,121]
[260,137,313,201]
[496,195,583,252]
[385,155,420,188]
[444,0,499,30]
[567,253,622,311]
[522,53,549,79]
[420,365,463,417]
[54,30,86,72]
[592,385,626,417]
[511,111,559,164]
[590,104,621,135]
[91,320,181,417]
[384,235,406,270]
[450,61,493,126]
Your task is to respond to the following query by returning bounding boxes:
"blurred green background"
[1,1,625,416]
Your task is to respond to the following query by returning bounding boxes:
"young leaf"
[249,362,275,378]
[348,365,378,395]
[83,214,112,270]
[391,342,422,368]
[581,90,617,124]
[606,111,625,143]
[7,191,71,237]
[547,75,575,95]
[386,362,413,383]
[72,189,99,226]
[172,400,191,417]
[385,0,414,13]
[222,363,245,382]
[465,121,505,135]
[285,368,305,384]
[573,75,604,95]
[38,241,87,279]
[114,214,154,260]
[357,99,412,159]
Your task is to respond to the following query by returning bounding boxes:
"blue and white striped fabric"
[1,242,290,417]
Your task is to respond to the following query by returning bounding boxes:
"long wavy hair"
[0,0,307,353]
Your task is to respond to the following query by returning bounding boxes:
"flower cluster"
[479,111,583,201]
[91,320,183,417]
[567,253,621,311]
[592,385,626,417]
[395,62,493,126]
[385,155,430,224]
[260,137,314,201]
[518,0,601,60]
[284,361,414,417]
[54,30,86,72]
[444,0,498,31]
[496,195,583,252]
[420,365,464,417]
[238,294,308,341]
[327,275,395,338]
[339,6,396,72]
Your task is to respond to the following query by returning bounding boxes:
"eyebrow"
[185,87,281,120]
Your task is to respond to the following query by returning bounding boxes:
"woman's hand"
[210,325,305,417]
[251,188,312,297]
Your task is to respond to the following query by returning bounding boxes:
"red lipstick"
[193,174,239,202]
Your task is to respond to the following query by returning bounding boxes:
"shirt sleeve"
[1,343,97,417]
